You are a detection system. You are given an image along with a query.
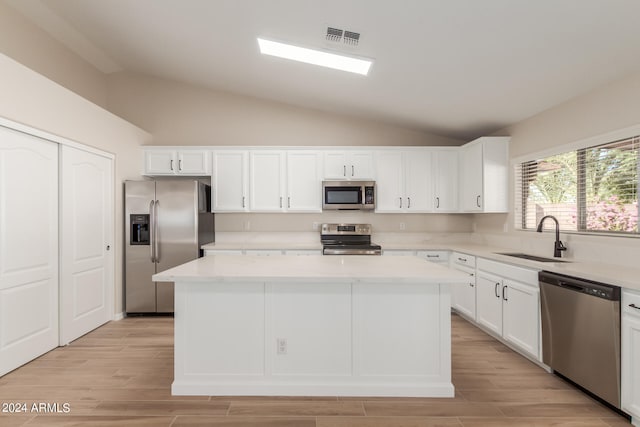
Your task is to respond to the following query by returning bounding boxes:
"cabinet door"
[476,273,503,336]
[460,142,483,211]
[323,151,348,179]
[212,151,248,211]
[433,150,459,211]
[249,151,285,211]
[287,151,322,212]
[349,151,374,179]
[622,312,640,419]
[374,151,404,212]
[177,150,209,175]
[404,150,433,212]
[0,126,59,377]
[502,279,540,360]
[450,265,476,320]
[145,150,176,175]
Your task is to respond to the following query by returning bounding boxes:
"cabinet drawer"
[204,249,243,256]
[417,250,449,263]
[623,289,640,317]
[477,258,538,286]
[383,250,416,256]
[452,252,475,268]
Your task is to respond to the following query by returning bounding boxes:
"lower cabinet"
[476,258,540,361]
[622,289,640,425]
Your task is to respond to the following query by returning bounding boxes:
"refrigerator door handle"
[154,200,160,263]
[149,200,155,262]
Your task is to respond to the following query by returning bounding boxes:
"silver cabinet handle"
[502,285,508,301]
[170,159,174,171]
[280,197,283,208]
[351,165,354,177]
[178,159,182,171]
[106,245,110,251]
[436,197,440,208]
[494,283,500,298]
[407,197,411,209]
[149,200,155,262]
[399,197,402,208]
[426,255,438,258]
[630,304,640,310]
[154,200,159,263]
[242,196,245,208]
[458,257,467,262]
[476,195,481,208]
[343,165,346,177]
[288,197,291,208]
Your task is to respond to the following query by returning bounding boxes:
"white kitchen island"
[153,255,468,397]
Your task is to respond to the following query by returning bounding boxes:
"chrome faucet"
[536,215,567,258]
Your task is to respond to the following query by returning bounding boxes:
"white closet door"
[59,145,113,345]
[0,126,59,376]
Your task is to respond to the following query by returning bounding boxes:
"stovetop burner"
[320,223,382,256]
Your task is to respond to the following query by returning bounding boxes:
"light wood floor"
[0,314,632,426]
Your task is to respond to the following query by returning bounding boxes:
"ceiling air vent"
[326,27,360,46]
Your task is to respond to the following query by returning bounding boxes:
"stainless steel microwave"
[322,180,375,210]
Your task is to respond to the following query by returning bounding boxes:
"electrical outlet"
[244,220,251,231]
[312,222,319,231]
[276,338,287,355]
[399,222,406,231]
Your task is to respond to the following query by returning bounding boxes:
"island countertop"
[153,254,470,284]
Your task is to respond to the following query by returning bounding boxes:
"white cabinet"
[323,151,373,180]
[284,250,322,256]
[212,151,248,212]
[622,289,640,425]
[433,150,459,212]
[459,137,509,212]
[417,250,449,264]
[382,250,416,256]
[476,258,540,360]
[144,149,210,175]
[286,151,322,212]
[374,150,433,213]
[449,252,476,320]
[249,151,286,212]
[204,249,244,256]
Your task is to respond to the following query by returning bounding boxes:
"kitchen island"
[153,255,468,397]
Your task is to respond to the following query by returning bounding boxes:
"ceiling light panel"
[257,38,372,76]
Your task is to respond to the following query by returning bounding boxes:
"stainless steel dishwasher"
[539,271,621,408]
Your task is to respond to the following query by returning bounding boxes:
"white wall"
[0,52,151,316]
[0,1,108,108]
[106,71,463,148]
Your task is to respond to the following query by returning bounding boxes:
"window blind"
[515,136,639,234]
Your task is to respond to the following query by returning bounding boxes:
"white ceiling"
[10,0,640,140]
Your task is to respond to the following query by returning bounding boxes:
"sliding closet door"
[0,125,59,377]
[59,145,113,345]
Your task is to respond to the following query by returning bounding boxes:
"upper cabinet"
[323,151,374,180]
[433,150,459,212]
[459,137,509,212]
[144,149,210,175]
[249,151,286,212]
[287,151,322,212]
[374,149,433,213]
[212,151,248,212]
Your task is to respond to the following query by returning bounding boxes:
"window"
[515,136,639,235]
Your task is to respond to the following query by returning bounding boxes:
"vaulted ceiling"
[10,0,640,140]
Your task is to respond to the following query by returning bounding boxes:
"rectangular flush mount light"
[257,38,372,76]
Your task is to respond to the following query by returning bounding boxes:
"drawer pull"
[630,303,640,310]
[427,255,439,258]
[458,257,467,262]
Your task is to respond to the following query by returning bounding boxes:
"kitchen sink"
[496,252,570,263]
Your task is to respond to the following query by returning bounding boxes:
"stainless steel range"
[321,223,382,255]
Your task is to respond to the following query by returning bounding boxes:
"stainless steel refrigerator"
[124,180,214,314]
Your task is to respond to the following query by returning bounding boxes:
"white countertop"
[201,240,640,291]
[153,254,469,284]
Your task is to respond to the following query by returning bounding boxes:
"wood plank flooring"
[0,314,632,426]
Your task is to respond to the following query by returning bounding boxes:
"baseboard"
[113,312,124,321]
